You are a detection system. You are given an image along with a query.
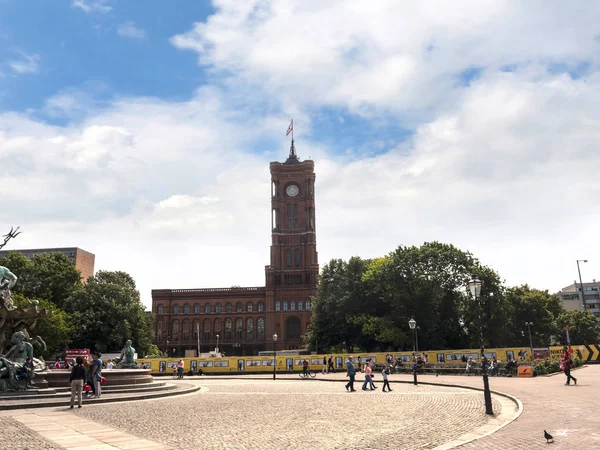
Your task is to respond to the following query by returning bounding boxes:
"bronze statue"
[116,339,137,368]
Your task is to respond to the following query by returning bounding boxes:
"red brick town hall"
[152,142,319,357]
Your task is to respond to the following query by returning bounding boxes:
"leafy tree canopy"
[65,271,154,355]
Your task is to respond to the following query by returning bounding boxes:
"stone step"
[0,382,200,410]
[1,383,178,400]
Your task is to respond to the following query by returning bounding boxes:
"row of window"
[158,317,266,341]
[158,302,265,315]
[275,300,310,311]
[157,300,311,315]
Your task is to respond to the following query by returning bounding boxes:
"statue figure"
[0,266,17,310]
[116,339,137,369]
[0,331,41,390]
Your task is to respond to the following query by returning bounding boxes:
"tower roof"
[284,139,300,164]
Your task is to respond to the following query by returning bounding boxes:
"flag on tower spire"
[286,119,293,137]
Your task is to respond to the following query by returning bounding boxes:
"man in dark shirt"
[69,357,86,409]
[345,356,356,392]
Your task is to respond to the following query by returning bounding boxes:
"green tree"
[0,251,83,309]
[505,285,564,347]
[306,242,511,352]
[556,310,600,344]
[65,271,154,355]
[11,293,75,359]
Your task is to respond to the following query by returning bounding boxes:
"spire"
[285,139,299,164]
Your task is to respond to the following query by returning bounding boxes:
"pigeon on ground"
[544,430,554,443]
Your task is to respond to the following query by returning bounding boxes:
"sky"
[1,0,600,309]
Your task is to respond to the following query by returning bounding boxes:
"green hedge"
[532,357,583,376]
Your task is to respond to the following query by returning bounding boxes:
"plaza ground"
[1,365,597,449]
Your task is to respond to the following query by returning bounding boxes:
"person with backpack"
[69,357,86,409]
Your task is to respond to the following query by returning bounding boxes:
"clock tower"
[265,139,318,350]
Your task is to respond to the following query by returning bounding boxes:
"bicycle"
[299,370,316,379]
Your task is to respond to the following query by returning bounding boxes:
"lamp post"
[272,333,278,380]
[467,278,494,415]
[216,333,220,353]
[524,322,533,351]
[577,259,588,311]
[408,318,418,385]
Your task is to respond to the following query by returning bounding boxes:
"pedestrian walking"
[322,355,327,374]
[91,351,102,398]
[328,356,334,373]
[345,356,356,392]
[560,347,577,386]
[177,359,185,379]
[69,356,86,409]
[466,355,473,375]
[362,363,373,391]
[382,367,392,392]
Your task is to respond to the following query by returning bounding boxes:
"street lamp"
[216,333,220,353]
[577,259,588,311]
[272,333,278,380]
[467,278,493,415]
[408,319,418,385]
[524,322,534,351]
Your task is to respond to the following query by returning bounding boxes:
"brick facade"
[151,143,319,356]
[0,247,95,282]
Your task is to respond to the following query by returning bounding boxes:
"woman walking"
[69,357,86,409]
[561,347,577,386]
[362,363,373,391]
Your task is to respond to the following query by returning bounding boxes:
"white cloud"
[72,0,112,14]
[9,53,39,74]
[3,2,600,308]
[117,22,146,40]
[171,1,600,118]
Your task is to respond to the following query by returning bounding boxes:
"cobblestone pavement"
[299,364,600,449]
[74,378,501,449]
[0,416,62,450]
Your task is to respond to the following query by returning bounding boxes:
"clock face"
[286,184,299,197]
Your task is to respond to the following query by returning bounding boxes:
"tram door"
[286,358,293,370]
[237,359,245,371]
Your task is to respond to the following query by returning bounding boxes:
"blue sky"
[1,0,600,306]
[0,1,212,117]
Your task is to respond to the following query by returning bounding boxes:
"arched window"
[173,304,179,314]
[247,302,253,312]
[216,303,221,313]
[297,300,303,311]
[236,303,243,313]
[276,301,281,311]
[157,321,163,341]
[286,249,292,267]
[283,301,288,311]
[172,319,179,340]
[225,318,233,340]
[203,318,211,341]
[246,318,254,340]
[258,302,264,312]
[214,318,222,339]
[205,304,211,314]
[290,301,296,311]
[183,304,190,314]
[293,203,298,229]
[306,299,311,310]
[295,249,301,267]
[226,303,232,313]
[182,319,190,341]
[193,320,200,340]
[285,317,301,340]
[157,304,164,314]
[194,304,200,314]
[235,318,243,340]
[257,318,265,340]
